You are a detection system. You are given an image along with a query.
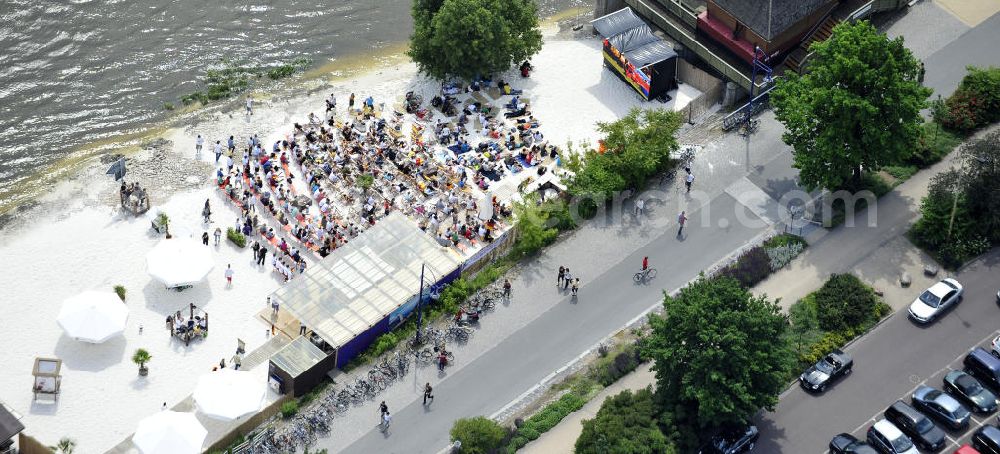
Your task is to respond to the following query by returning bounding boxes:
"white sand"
[0,32,701,453]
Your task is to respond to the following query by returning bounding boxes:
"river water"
[0,0,584,215]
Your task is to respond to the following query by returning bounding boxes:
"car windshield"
[815,358,836,373]
[915,417,934,433]
[957,375,983,394]
[919,290,941,308]
[891,434,914,452]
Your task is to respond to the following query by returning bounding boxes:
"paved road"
[755,250,1000,453]
[344,193,768,453]
[922,11,1000,98]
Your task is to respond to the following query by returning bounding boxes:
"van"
[964,348,1000,390]
[883,401,945,451]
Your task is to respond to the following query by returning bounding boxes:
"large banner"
[603,38,652,99]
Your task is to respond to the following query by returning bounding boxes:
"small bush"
[715,246,772,288]
[163,102,175,111]
[884,165,918,181]
[280,400,299,418]
[114,285,127,301]
[763,233,807,249]
[815,274,879,332]
[226,228,247,248]
[765,243,804,271]
[450,416,506,454]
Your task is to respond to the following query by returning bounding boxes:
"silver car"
[908,278,963,323]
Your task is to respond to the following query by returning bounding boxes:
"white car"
[867,419,919,454]
[908,278,963,323]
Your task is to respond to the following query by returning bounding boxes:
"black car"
[972,425,1000,454]
[698,425,759,454]
[830,433,879,454]
[944,370,999,414]
[883,401,946,451]
[912,385,972,430]
[800,349,853,392]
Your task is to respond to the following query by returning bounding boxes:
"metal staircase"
[785,14,841,74]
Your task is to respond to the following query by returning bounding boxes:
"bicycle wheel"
[647,268,657,279]
[633,272,642,283]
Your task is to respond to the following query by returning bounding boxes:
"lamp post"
[416,263,426,344]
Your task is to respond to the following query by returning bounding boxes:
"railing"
[657,0,698,28]
[627,0,765,92]
[721,84,776,131]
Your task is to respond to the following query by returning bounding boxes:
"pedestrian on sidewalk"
[224,264,234,287]
[251,241,260,261]
[299,322,307,335]
[563,269,572,291]
[379,401,389,423]
[381,411,392,432]
[685,168,695,193]
[270,297,279,316]
[349,93,355,111]
[503,279,512,300]
[202,231,210,246]
[258,247,268,265]
[635,198,645,216]
[213,227,222,246]
[245,96,253,115]
[571,278,579,296]
[202,199,212,223]
[423,383,434,405]
[195,134,204,158]
[557,266,565,288]
[677,211,688,236]
[214,140,223,163]
[227,135,235,154]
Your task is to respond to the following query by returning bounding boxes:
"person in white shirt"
[245,96,253,115]
[195,135,204,158]
[214,140,223,163]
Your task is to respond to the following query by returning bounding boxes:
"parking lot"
[826,330,1000,453]
[755,251,1000,453]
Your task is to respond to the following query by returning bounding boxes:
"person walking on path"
[213,227,222,246]
[224,264,234,287]
[381,411,392,432]
[326,93,337,113]
[251,241,260,261]
[202,231,210,246]
[571,278,579,296]
[349,93,355,111]
[563,269,572,291]
[379,401,389,424]
[677,211,688,236]
[202,199,212,223]
[258,246,268,266]
[195,134,204,159]
[503,279,512,300]
[299,322,307,335]
[642,256,648,271]
[557,266,565,288]
[227,135,235,154]
[685,168,695,193]
[213,140,223,163]
[635,198,645,216]
[270,297,279,316]
[423,383,434,405]
[245,96,253,115]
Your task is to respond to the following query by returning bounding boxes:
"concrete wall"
[16,434,51,454]
[676,59,725,121]
[594,0,627,18]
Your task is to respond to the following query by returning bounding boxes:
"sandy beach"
[0,20,702,452]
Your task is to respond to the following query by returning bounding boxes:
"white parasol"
[56,291,128,343]
[132,411,207,454]
[192,369,266,420]
[146,239,214,288]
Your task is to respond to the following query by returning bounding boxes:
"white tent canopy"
[56,291,128,343]
[132,411,207,454]
[192,369,266,420]
[146,239,214,288]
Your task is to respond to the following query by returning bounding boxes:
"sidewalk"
[519,364,655,454]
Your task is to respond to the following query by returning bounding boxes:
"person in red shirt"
[642,256,648,271]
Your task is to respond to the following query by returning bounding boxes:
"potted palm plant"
[133,348,152,376]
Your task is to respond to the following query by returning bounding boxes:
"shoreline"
[0,6,592,226]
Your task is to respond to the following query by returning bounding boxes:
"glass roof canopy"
[270,212,464,348]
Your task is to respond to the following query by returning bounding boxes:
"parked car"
[966,348,1000,390]
[944,370,999,414]
[801,349,853,392]
[972,425,1000,454]
[913,385,972,430]
[698,424,758,454]
[884,400,946,451]
[867,419,919,454]
[830,433,879,454]
[955,444,981,454]
[990,335,1000,358]
[908,278,963,323]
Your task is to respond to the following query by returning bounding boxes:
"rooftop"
[713,0,831,41]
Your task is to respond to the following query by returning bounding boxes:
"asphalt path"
[755,250,1000,453]
[345,193,767,453]
[922,12,1000,98]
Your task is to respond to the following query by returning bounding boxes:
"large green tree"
[771,21,931,190]
[643,276,792,450]
[408,0,543,80]
[576,388,674,454]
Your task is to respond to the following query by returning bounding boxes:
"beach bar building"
[267,212,463,396]
[592,7,678,101]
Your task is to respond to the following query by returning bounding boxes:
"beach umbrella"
[56,291,128,343]
[132,411,207,454]
[146,239,214,288]
[192,369,266,420]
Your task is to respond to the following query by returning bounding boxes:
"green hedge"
[226,228,246,248]
[506,393,587,453]
[280,400,299,418]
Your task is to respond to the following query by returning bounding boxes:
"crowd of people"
[204,75,560,286]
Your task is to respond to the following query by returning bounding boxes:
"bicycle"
[633,267,658,283]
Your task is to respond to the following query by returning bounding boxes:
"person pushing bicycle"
[642,256,648,272]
